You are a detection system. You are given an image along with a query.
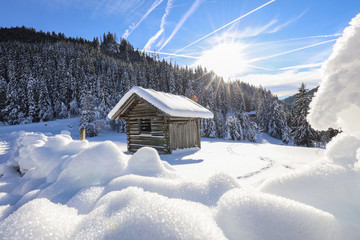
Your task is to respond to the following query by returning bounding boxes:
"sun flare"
[195,42,248,79]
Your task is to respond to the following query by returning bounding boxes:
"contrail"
[158,0,203,51]
[278,62,323,71]
[267,10,307,33]
[248,39,336,63]
[143,50,200,59]
[122,0,163,39]
[174,0,276,53]
[246,64,275,71]
[251,33,341,46]
[144,0,174,51]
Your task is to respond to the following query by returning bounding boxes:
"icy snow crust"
[107,86,214,119]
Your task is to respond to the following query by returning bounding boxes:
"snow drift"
[0,132,236,239]
[215,189,340,240]
[0,130,359,239]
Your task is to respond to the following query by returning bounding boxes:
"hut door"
[169,120,198,150]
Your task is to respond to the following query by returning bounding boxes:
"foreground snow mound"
[0,188,227,240]
[1,132,181,205]
[127,147,177,178]
[66,172,240,215]
[104,172,240,207]
[0,198,81,239]
[15,132,88,179]
[215,189,339,240]
[324,133,360,168]
[74,187,226,240]
[260,160,360,223]
[37,140,128,203]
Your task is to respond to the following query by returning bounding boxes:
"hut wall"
[125,99,171,154]
[169,118,199,150]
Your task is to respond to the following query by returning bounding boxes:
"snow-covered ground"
[0,118,323,188]
[0,118,358,239]
[0,118,322,184]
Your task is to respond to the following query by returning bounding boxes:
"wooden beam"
[197,118,201,148]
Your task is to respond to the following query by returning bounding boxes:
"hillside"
[0,27,283,142]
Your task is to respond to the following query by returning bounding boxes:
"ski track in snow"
[226,143,241,156]
[237,157,274,179]
[227,143,275,179]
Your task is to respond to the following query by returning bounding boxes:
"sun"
[194,41,248,79]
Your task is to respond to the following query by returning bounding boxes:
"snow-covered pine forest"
[0,27,333,146]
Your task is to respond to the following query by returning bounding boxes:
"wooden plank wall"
[169,118,198,150]
[126,99,171,154]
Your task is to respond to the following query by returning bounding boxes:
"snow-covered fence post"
[80,128,86,140]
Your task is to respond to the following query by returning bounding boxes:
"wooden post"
[196,118,201,148]
[80,128,86,140]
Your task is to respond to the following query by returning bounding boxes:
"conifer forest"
[0,27,336,146]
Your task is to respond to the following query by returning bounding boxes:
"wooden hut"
[108,86,213,154]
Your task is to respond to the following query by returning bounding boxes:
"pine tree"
[267,100,291,143]
[0,76,7,121]
[58,101,68,119]
[256,89,272,132]
[26,76,38,122]
[231,116,243,140]
[168,68,176,94]
[80,90,98,137]
[237,112,257,142]
[69,98,79,117]
[38,78,54,122]
[292,83,319,147]
[256,90,290,143]
[202,117,217,138]
[2,62,23,124]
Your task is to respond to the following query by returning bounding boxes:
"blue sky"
[1,0,360,97]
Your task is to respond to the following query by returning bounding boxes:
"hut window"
[140,119,151,133]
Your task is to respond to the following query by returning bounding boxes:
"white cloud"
[274,89,300,98]
[237,69,321,97]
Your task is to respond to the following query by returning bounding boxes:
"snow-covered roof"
[108,86,214,119]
